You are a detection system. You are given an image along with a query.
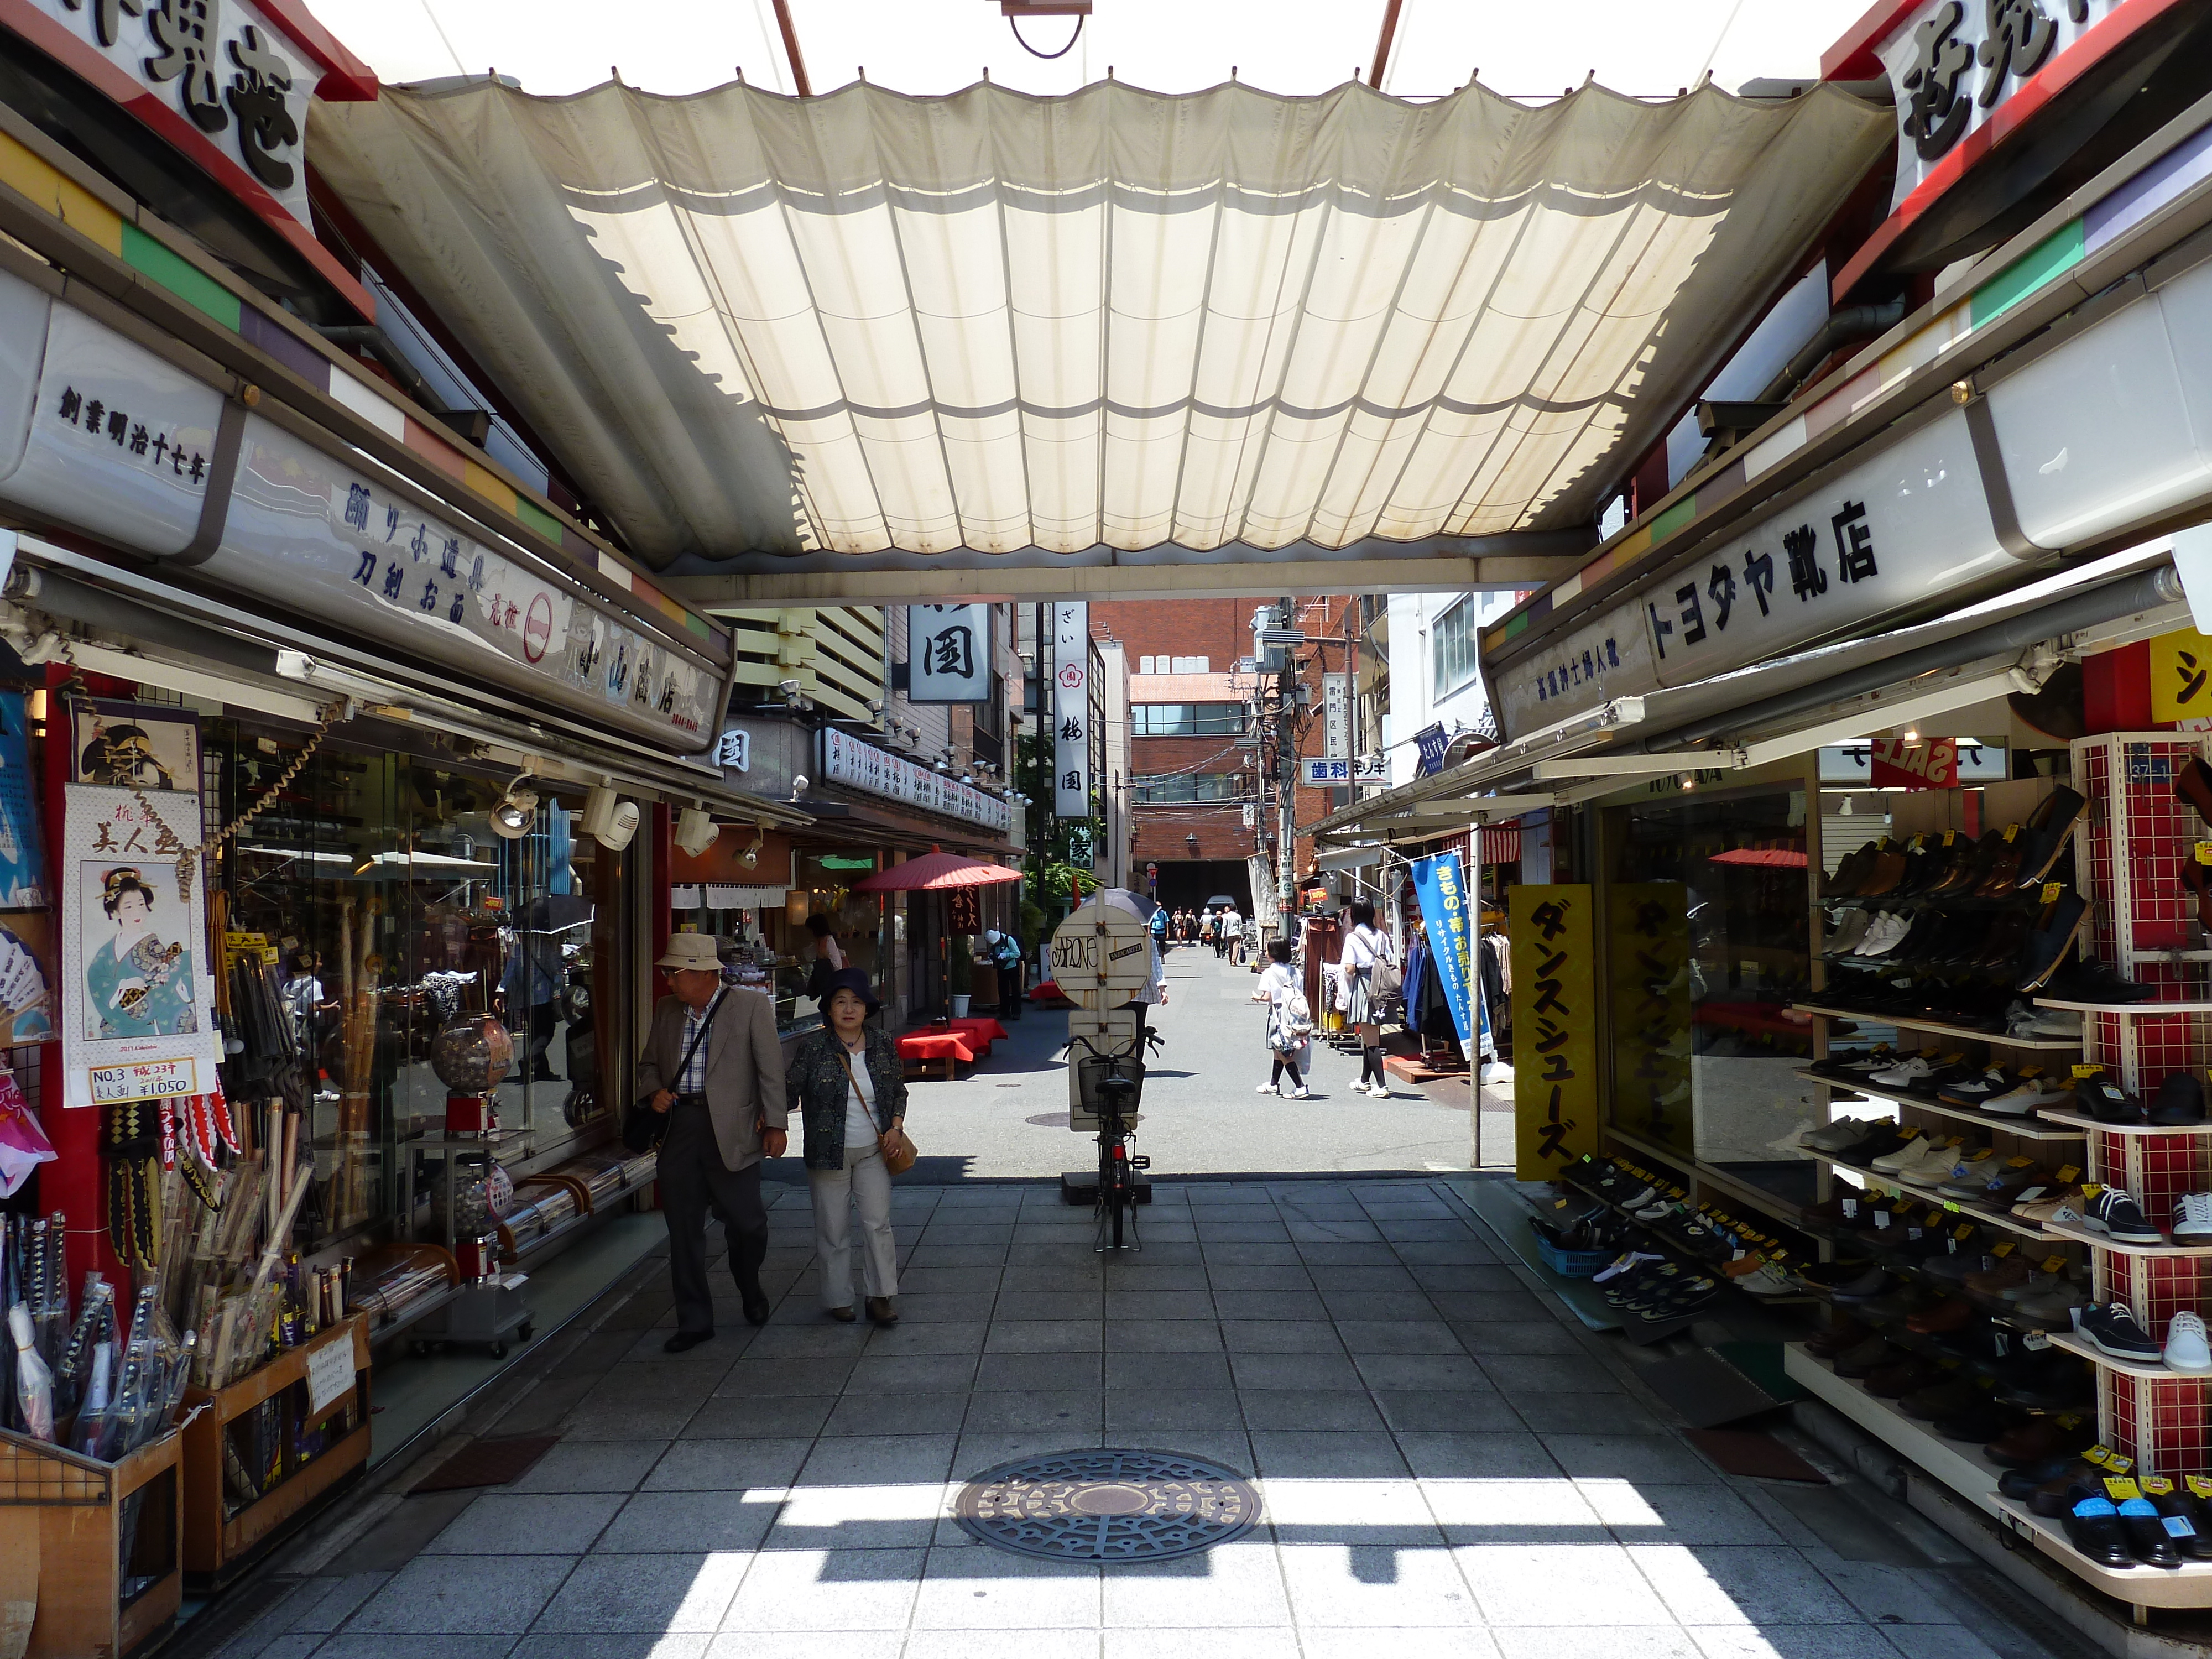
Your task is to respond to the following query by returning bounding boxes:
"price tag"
[1554,1197,1572,1209]
[1910,833,1926,852]
[2188,1475,2212,1500]
[2084,1444,2117,1469]
[2107,1453,2136,1475]
[2023,1331,2052,1351]
[2197,842,2212,866]
[1943,831,1957,847]
[2014,1187,2046,1204]
[2082,1183,2105,1199]
[2004,823,2020,842]
[2042,881,2062,905]
[2071,1064,2101,1079]
[2145,1477,2176,1496]
[2056,1166,2080,1185]
[2006,1156,2035,1168]
[2105,1477,2143,1503]
[2041,1255,2068,1274]
[1842,1198,1860,1219]
[1873,1209,1892,1229]
[1991,1241,2015,1258]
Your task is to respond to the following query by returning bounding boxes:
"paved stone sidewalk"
[207,1177,2060,1659]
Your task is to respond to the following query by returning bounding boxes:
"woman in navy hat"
[786,967,909,1325]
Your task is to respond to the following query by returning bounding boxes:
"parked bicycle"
[1068,1031,1150,1250]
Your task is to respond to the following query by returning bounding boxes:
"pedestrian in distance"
[1224,909,1246,963]
[1251,937,1312,1097]
[1199,910,1217,953]
[1339,900,1399,1098]
[629,934,788,1351]
[787,968,911,1326]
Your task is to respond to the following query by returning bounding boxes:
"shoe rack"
[2047,734,2212,1506]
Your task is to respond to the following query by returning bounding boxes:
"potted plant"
[949,943,972,1019]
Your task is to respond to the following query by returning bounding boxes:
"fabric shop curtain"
[310,78,1888,565]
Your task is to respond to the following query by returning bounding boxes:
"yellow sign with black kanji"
[1510,884,1598,1181]
[2151,627,2212,723]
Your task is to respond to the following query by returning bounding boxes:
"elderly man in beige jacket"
[637,934,789,1351]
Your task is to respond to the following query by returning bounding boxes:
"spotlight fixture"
[790,773,810,802]
[961,770,974,785]
[580,784,640,850]
[935,759,951,774]
[675,807,720,857]
[489,779,539,839]
[739,822,766,869]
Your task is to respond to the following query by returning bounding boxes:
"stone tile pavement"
[202,1178,2065,1659]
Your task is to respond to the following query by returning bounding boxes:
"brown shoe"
[865,1296,899,1327]
[1964,1255,2032,1296]
[1905,1297,1973,1334]
[2178,755,2212,826]
[826,1305,857,1323]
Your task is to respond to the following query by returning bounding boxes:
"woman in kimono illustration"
[85,867,197,1039]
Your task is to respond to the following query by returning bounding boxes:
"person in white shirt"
[1223,909,1245,964]
[1249,937,1311,1096]
[1338,900,1397,1097]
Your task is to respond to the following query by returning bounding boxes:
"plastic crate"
[1531,1228,1613,1278]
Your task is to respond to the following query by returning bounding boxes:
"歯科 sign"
[907,604,994,703]
[1053,603,1091,819]
[1510,885,1597,1180]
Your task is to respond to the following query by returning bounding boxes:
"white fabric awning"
[310,78,1887,569]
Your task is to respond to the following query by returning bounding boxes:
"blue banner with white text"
[1410,851,1476,1050]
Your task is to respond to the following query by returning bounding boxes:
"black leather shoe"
[743,1297,773,1326]
[664,1330,713,1353]
[2044,957,2159,1004]
[2119,1498,2185,1568]
[2062,1498,2137,1568]
[2013,785,2088,890]
[2015,892,2088,992]
[2151,1072,2208,1125]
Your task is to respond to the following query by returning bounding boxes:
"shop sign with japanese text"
[1410,851,1476,1050]
[1510,884,1598,1180]
[907,604,994,703]
[19,0,320,229]
[1301,755,1389,787]
[1491,408,2004,740]
[1608,882,1692,1157]
[1875,0,2128,215]
[1053,602,1092,820]
[2151,627,2212,726]
[819,727,1010,832]
[206,414,718,752]
[1322,672,1350,759]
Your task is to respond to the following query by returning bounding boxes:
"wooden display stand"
[179,1313,371,1587]
[0,1426,184,1658]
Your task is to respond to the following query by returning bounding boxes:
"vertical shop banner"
[907,604,994,703]
[1608,881,1693,1155]
[1408,852,1477,1048]
[1510,885,1597,1181]
[61,786,221,1106]
[1053,602,1091,819]
[1322,673,1350,759]
[0,692,47,909]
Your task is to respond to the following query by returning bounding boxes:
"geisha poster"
[60,786,219,1107]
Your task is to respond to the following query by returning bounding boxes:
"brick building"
[1093,595,1367,917]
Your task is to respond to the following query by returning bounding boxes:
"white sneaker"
[1870,1133,1933,1173]
[2167,1310,2212,1373]
[1290,1086,1313,1099]
[1869,1055,1934,1089]
[1255,1082,1277,1095]
[2176,1192,2212,1245]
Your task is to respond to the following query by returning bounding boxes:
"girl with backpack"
[1338,900,1398,1098]
[1250,938,1312,1098]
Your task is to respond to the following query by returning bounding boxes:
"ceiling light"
[675,807,720,857]
[580,785,639,850]
[489,779,538,839]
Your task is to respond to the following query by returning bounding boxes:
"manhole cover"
[953,1448,1261,1562]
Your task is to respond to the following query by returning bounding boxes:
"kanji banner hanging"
[1053,602,1091,820]
[1408,851,1476,1050]
[1510,884,1597,1181]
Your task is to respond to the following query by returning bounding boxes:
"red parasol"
[852,847,1022,893]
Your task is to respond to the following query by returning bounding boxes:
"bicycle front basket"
[1073,1051,1146,1113]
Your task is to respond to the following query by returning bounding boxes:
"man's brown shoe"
[827,1305,857,1323]
[867,1296,899,1327]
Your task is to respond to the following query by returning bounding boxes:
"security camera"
[866,698,884,713]
[790,773,809,801]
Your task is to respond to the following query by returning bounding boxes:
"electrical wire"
[1009,13,1084,60]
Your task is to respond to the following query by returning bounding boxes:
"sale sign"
[1869,735,1959,790]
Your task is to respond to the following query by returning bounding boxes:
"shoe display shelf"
[1988,1494,2212,1610]
[1553,1162,1817,1311]
[1802,1150,2057,1243]
[1789,1003,2082,1050]
[1793,1067,2090,1144]
[1783,1342,2015,1519]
